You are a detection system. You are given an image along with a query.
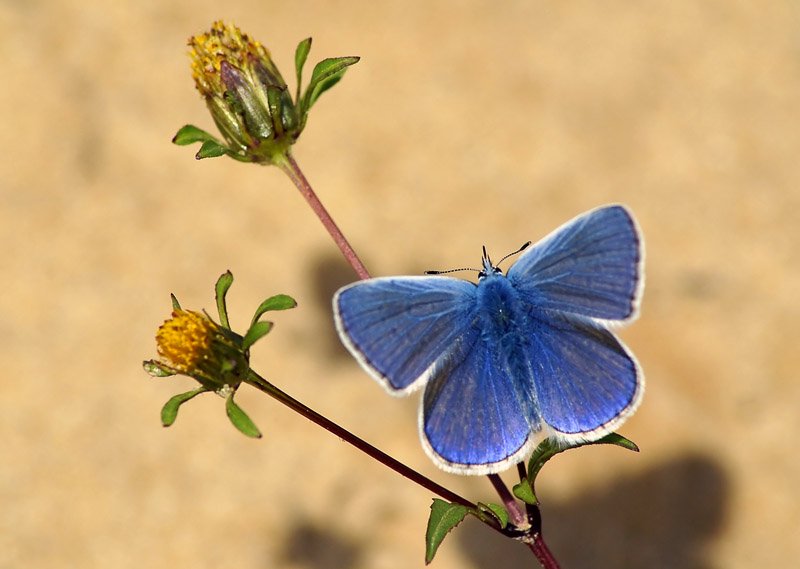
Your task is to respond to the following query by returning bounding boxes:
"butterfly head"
[478,246,503,280]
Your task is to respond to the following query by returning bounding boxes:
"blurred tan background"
[2,1,798,567]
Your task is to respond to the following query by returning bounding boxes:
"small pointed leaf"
[242,320,274,351]
[215,271,234,329]
[512,479,538,506]
[425,499,468,564]
[172,124,219,145]
[143,360,176,378]
[476,502,509,529]
[161,387,208,427]
[195,139,228,159]
[170,293,181,311]
[250,294,297,327]
[225,395,262,438]
[294,37,312,101]
[304,56,359,111]
[528,433,639,487]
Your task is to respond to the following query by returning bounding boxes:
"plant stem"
[246,370,474,509]
[488,474,528,529]
[276,152,371,280]
[274,150,560,567]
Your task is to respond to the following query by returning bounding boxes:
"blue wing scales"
[421,330,539,473]
[525,309,643,440]
[508,205,643,322]
[334,277,477,394]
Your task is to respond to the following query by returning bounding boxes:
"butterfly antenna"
[425,251,481,275]
[497,241,532,267]
[424,266,480,275]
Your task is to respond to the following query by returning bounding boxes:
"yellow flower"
[154,309,249,391]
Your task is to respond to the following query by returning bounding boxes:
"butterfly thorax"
[476,273,526,342]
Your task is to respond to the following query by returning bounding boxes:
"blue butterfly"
[333,205,644,475]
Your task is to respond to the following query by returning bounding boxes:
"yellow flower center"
[188,20,272,98]
[156,310,216,373]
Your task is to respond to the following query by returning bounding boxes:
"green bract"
[143,270,297,437]
[174,21,359,164]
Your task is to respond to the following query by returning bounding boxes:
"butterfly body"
[334,205,644,475]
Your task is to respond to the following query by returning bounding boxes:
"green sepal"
[474,502,509,529]
[195,139,228,160]
[303,56,360,112]
[266,86,285,137]
[225,394,262,438]
[512,478,538,506]
[143,360,176,378]
[172,124,220,146]
[250,294,297,327]
[294,37,312,102]
[425,499,468,564]
[215,271,234,329]
[527,433,639,487]
[161,387,208,427]
[242,320,274,351]
[170,293,181,311]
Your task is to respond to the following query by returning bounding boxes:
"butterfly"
[333,205,644,475]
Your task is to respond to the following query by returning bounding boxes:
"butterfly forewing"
[507,205,642,322]
[334,277,477,393]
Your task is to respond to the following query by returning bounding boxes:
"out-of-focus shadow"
[307,252,363,360]
[457,453,729,569]
[279,521,363,569]
[307,252,428,361]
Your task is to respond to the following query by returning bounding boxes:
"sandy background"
[2,1,798,568]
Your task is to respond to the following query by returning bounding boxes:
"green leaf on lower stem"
[161,387,208,426]
[475,502,509,529]
[425,499,468,564]
[225,395,262,438]
[512,478,538,506]
[527,433,639,487]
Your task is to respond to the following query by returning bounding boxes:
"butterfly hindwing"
[508,205,643,322]
[524,308,642,439]
[334,277,477,394]
[421,328,538,473]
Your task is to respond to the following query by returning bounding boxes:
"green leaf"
[225,395,262,438]
[215,271,234,329]
[172,124,219,146]
[599,432,640,452]
[303,56,360,111]
[242,320,274,351]
[195,139,228,159]
[475,502,509,529]
[527,433,639,487]
[512,479,537,506]
[143,360,176,378]
[170,293,181,311]
[250,294,297,327]
[294,37,312,102]
[160,387,208,427]
[425,499,468,564]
